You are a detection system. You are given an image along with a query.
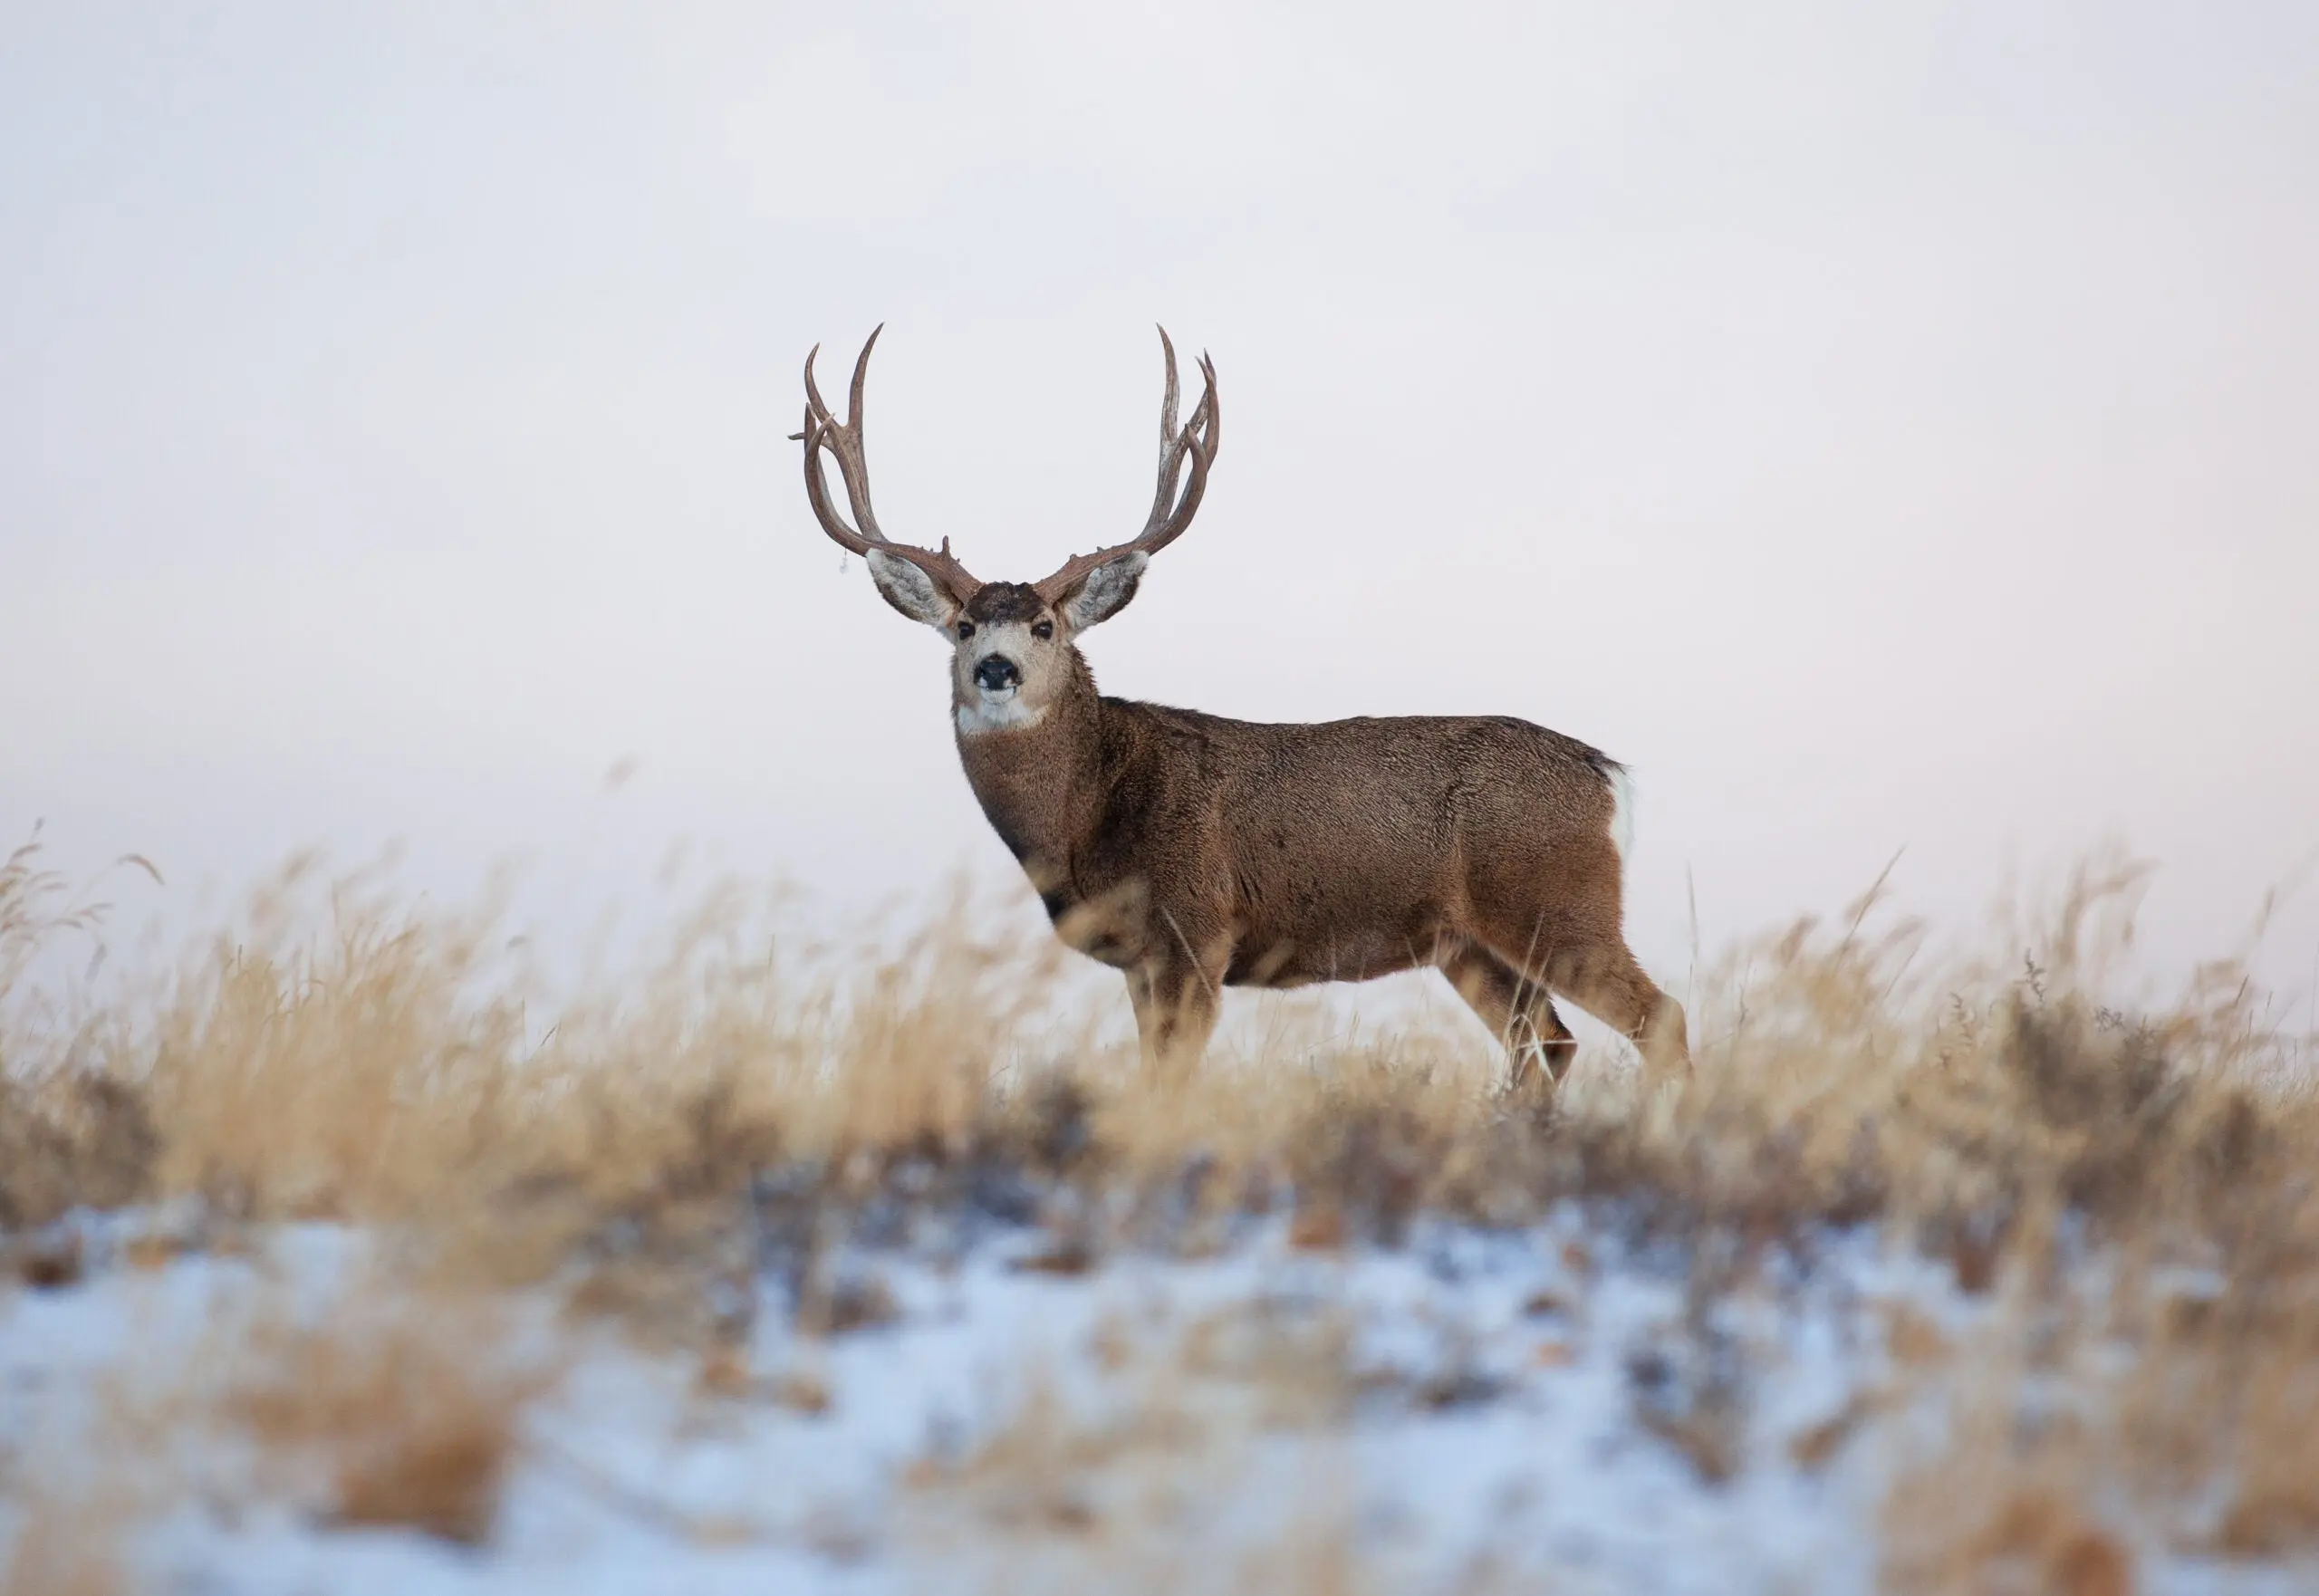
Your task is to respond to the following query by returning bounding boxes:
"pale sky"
[5,2,2316,1005]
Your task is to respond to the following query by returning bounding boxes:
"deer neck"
[952,651,1109,886]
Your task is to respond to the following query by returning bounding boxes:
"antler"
[1032,327,1220,602]
[792,326,983,607]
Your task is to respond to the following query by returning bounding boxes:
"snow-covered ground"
[1,1209,2306,1593]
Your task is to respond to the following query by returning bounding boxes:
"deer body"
[794,332,1688,1090]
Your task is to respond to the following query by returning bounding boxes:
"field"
[4,837,2316,1595]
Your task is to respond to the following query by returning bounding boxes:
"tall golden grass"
[4,833,2316,1589]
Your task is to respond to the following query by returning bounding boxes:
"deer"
[792,327,1689,1094]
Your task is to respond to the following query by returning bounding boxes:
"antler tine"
[1034,328,1220,602]
[1197,351,1220,463]
[793,327,982,604]
[804,330,887,548]
[846,323,878,443]
[1146,325,1181,533]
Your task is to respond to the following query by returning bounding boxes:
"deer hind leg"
[1125,958,1221,1079]
[1439,947,1577,1094]
[1560,942,1690,1085]
[1487,934,1691,1086]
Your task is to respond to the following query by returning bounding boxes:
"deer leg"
[1126,959,1220,1077]
[1516,938,1690,1086]
[1439,947,1577,1092]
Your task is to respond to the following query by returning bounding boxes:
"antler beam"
[793,326,983,606]
[1032,327,1220,602]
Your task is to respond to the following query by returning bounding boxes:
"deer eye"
[956,620,976,639]
[1032,620,1054,640]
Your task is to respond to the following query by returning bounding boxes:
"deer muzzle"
[973,654,1023,693]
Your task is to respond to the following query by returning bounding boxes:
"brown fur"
[951,631,1688,1090]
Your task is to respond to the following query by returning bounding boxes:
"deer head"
[794,327,1219,733]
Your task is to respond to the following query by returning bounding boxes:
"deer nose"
[974,654,1022,692]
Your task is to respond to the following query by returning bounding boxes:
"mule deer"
[793,328,1689,1091]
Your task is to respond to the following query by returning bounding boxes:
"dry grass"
[4,834,2318,1582]
[199,1284,555,1544]
[0,837,157,1230]
[0,1501,128,1596]
[901,1305,1368,1594]
[1,1269,556,1582]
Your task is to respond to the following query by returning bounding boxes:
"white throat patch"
[957,690,1047,736]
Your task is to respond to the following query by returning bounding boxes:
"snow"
[0,1207,2306,1592]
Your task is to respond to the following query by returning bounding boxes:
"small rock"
[14,1230,83,1290]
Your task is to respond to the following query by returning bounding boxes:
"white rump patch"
[1608,765,1637,866]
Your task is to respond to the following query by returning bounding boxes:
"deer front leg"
[1440,946,1578,1098]
[1125,958,1220,1078]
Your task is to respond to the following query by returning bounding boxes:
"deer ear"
[866,550,958,630]
[1057,553,1149,631]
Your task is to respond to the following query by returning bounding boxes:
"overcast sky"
[5,2,2315,1006]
